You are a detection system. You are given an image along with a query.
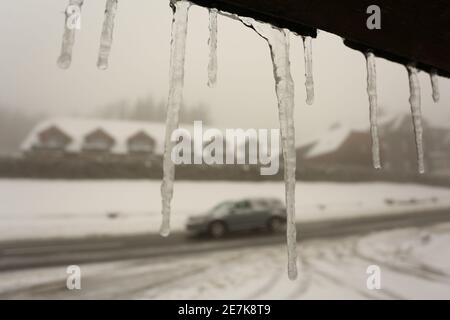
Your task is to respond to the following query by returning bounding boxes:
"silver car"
[186,198,287,238]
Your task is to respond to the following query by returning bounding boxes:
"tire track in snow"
[354,236,450,285]
[138,251,251,299]
[0,255,225,299]
[304,238,404,300]
[245,268,285,299]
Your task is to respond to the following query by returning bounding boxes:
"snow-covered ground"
[1,223,450,299]
[1,179,450,241]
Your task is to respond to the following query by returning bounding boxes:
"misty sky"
[0,0,449,143]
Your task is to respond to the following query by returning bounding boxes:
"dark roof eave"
[188,0,450,78]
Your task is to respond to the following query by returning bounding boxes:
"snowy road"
[2,206,450,272]
[1,222,450,299]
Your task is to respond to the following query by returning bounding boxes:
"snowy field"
[1,179,450,241]
[1,223,450,299]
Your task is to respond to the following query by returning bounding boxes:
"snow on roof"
[295,135,319,149]
[305,124,359,159]
[21,117,197,155]
[380,112,414,132]
[302,112,417,159]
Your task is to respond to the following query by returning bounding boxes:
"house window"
[84,139,110,151]
[129,141,154,153]
[42,135,66,149]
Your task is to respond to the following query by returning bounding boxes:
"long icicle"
[97,0,119,70]
[302,36,314,105]
[57,0,84,69]
[430,70,440,103]
[273,29,298,281]
[406,64,425,174]
[207,8,218,87]
[160,0,191,237]
[365,51,381,169]
[278,30,298,280]
[239,17,298,280]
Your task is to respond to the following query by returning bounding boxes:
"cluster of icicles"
[58,0,441,280]
[57,0,118,69]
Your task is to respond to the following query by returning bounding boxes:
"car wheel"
[268,217,286,233]
[208,221,227,238]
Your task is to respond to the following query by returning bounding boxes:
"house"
[381,114,450,173]
[379,114,423,172]
[21,117,204,163]
[296,122,372,169]
[297,114,450,174]
[21,118,170,162]
[32,125,72,151]
[21,118,284,167]
[127,131,156,157]
[24,125,72,159]
[427,128,450,174]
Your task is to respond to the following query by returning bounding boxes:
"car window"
[234,201,251,211]
[210,202,233,215]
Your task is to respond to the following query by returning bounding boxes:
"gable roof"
[127,130,156,144]
[84,128,115,143]
[38,125,72,143]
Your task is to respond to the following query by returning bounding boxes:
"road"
[1,207,450,272]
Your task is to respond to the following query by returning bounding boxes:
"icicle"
[430,70,440,103]
[97,0,119,70]
[160,0,191,237]
[365,51,381,169]
[57,0,84,69]
[406,64,425,174]
[207,8,218,87]
[239,17,298,280]
[302,36,314,105]
[272,29,298,281]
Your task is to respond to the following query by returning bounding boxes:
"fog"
[0,0,449,144]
